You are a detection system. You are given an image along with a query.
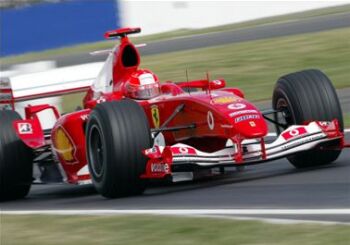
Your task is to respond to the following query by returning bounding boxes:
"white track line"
[3,209,350,215]
[195,215,350,226]
[2,209,350,225]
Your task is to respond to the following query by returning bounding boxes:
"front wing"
[141,120,347,179]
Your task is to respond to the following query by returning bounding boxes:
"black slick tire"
[86,99,152,198]
[0,110,33,201]
[272,69,343,168]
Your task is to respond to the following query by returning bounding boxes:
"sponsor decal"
[17,123,33,134]
[151,105,160,128]
[229,109,259,117]
[179,147,189,154]
[53,127,77,164]
[207,111,215,130]
[282,127,307,140]
[151,163,170,173]
[212,96,238,104]
[228,103,246,110]
[249,121,256,127]
[281,134,323,150]
[212,80,222,85]
[80,114,89,121]
[235,114,260,123]
[172,147,196,155]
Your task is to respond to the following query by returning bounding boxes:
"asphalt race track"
[1,133,349,223]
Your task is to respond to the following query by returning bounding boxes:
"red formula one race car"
[0,27,348,200]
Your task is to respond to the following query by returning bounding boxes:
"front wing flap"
[141,120,346,179]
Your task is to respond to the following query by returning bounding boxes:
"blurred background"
[0,0,350,118]
[0,0,347,55]
[1,1,350,244]
[0,0,350,121]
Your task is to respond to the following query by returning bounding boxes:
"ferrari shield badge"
[151,105,160,128]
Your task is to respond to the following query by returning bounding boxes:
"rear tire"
[0,110,33,201]
[86,99,152,198]
[272,69,343,168]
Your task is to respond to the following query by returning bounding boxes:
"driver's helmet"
[126,69,161,100]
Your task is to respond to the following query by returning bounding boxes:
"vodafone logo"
[282,127,307,140]
[172,146,196,155]
[289,129,300,136]
[179,147,189,154]
[228,103,246,110]
[207,111,215,130]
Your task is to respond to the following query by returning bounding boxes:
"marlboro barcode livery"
[0,27,348,200]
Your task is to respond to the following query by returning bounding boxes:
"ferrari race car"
[0,27,349,200]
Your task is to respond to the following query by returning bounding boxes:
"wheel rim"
[88,125,105,178]
[275,97,294,134]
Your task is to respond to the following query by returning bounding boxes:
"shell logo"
[53,127,77,164]
[212,96,238,104]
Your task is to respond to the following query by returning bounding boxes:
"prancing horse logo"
[151,105,160,128]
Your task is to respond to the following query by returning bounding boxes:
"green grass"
[1,4,350,66]
[61,27,350,112]
[1,215,349,245]
[141,28,350,100]
[344,113,350,127]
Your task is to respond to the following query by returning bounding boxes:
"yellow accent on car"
[54,127,75,162]
[212,96,239,104]
[151,105,160,128]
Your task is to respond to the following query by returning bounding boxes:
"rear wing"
[104,27,141,39]
[0,62,103,109]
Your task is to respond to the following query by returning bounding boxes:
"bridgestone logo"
[281,135,324,150]
[229,110,258,118]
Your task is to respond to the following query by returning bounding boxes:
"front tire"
[272,69,343,168]
[86,100,152,198]
[0,110,33,201]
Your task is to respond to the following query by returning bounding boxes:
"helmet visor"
[128,84,160,99]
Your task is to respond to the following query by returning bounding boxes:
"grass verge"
[1,215,350,245]
[1,4,350,65]
[141,27,350,101]
[344,113,350,128]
